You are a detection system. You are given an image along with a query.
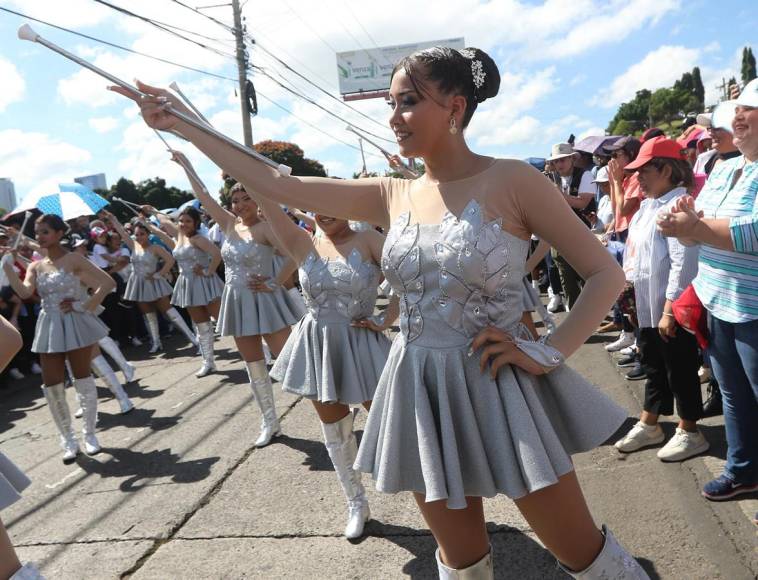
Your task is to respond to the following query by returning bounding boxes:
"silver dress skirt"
[216,284,304,337]
[171,272,224,308]
[32,310,110,354]
[124,274,173,302]
[271,311,390,405]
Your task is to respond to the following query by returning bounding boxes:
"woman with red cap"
[613,136,709,462]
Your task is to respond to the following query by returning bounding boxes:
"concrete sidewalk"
[1,330,756,579]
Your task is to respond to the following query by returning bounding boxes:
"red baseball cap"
[624,136,686,171]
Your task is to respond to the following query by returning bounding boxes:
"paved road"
[1,323,756,579]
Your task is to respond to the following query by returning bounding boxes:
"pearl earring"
[449,117,458,135]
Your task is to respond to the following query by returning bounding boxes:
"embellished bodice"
[221,235,273,287]
[382,199,530,348]
[299,248,382,322]
[131,249,159,278]
[37,269,88,313]
[173,243,210,276]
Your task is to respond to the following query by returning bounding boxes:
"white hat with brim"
[547,142,576,162]
[696,113,712,128]
[710,79,758,133]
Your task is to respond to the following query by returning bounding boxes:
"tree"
[692,67,705,109]
[97,177,194,222]
[610,119,636,136]
[605,89,652,134]
[254,141,327,177]
[742,47,757,84]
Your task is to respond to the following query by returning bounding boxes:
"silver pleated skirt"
[271,312,391,404]
[216,284,305,337]
[354,339,627,509]
[171,272,223,308]
[124,274,173,302]
[32,309,110,354]
[0,452,31,510]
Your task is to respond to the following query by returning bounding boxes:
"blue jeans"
[708,314,758,484]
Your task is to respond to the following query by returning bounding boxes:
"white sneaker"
[605,331,635,352]
[618,344,637,357]
[9,368,24,380]
[657,428,709,462]
[614,421,665,453]
[547,294,563,313]
[131,337,143,347]
[30,362,42,375]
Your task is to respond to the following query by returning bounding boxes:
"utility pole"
[232,0,253,147]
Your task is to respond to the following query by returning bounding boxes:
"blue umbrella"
[33,183,109,220]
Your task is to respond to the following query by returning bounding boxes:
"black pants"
[639,326,702,421]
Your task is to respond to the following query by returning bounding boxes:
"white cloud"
[594,45,701,107]
[0,56,25,112]
[8,0,110,28]
[89,117,120,133]
[0,130,92,202]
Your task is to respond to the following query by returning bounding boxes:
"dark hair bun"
[462,47,500,103]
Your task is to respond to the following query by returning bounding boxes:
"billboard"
[337,38,465,97]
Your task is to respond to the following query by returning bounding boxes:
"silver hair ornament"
[459,49,486,91]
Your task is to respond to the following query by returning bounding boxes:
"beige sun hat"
[547,142,576,161]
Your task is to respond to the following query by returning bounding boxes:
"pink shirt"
[614,173,645,233]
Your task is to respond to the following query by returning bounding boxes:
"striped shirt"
[624,187,700,328]
[694,156,758,323]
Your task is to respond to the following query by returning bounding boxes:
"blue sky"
[0,0,755,207]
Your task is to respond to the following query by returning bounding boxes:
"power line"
[338,0,395,69]
[252,64,394,144]
[250,36,393,134]
[0,5,237,82]
[280,0,339,54]
[1,6,384,162]
[92,0,236,60]
[165,0,235,33]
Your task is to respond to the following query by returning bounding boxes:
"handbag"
[671,284,709,349]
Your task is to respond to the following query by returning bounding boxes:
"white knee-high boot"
[245,360,280,447]
[321,412,370,539]
[436,547,493,579]
[145,312,162,353]
[194,321,216,377]
[42,383,79,463]
[165,307,199,346]
[91,355,134,414]
[73,376,101,455]
[557,526,649,579]
[98,336,135,382]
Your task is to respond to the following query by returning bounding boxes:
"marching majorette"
[3,214,116,462]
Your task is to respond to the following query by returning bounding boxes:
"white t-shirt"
[693,149,717,175]
[596,195,614,230]
[559,170,595,196]
[208,222,226,246]
[90,244,110,269]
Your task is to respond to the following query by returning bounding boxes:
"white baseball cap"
[735,78,758,107]
[592,166,610,183]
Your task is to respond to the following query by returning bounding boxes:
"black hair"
[229,182,246,195]
[132,220,151,236]
[36,214,68,233]
[391,46,500,128]
[179,206,202,237]
[649,158,695,190]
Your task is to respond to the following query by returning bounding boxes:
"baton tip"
[278,165,292,177]
[18,24,39,42]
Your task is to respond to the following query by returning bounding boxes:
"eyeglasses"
[610,151,628,159]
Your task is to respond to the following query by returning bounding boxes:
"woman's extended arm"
[146,222,176,250]
[0,315,22,373]
[112,82,389,227]
[102,210,134,252]
[71,254,117,312]
[170,151,236,232]
[189,235,222,276]
[254,197,315,266]
[510,164,625,359]
[2,257,35,300]
[151,245,175,278]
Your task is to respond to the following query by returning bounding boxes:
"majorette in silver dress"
[216,231,304,337]
[170,243,223,308]
[31,269,109,353]
[271,247,390,404]
[354,199,627,509]
[123,249,173,302]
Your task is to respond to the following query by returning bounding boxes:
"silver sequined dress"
[123,248,173,302]
[271,248,391,404]
[31,269,110,353]
[354,199,627,509]
[170,243,223,308]
[216,233,305,337]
